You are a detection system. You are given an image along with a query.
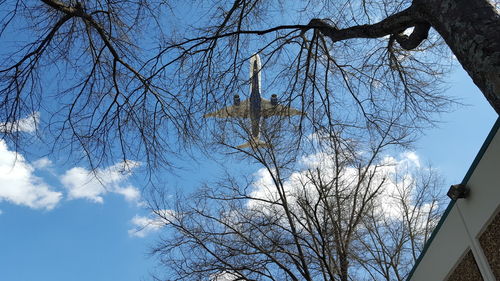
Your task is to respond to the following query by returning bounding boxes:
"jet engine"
[234,94,241,106]
[271,94,278,106]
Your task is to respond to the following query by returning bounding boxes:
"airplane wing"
[203,100,250,118]
[236,137,270,149]
[261,99,305,118]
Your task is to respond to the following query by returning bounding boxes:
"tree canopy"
[149,118,445,280]
[2,0,497,170]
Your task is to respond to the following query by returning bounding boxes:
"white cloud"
[211,271,241,281]
[0,140,62,210]
[60,160,141,204]
[128,210,174,238]
[401,151,420,168]
[114,185,141,202]
[249,151,431,222]
[60,167,106,203]
[0,112,40,134]
[32,157,53,170]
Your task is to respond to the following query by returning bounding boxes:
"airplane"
[203,54,305,148]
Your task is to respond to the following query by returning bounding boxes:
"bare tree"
[357,163,444,281]
[0,1,188,169]
[0,0,497,170]
[148,118,444,281]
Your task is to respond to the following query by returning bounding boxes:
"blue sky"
[414,67,498,185]
[0,60,497,281]
[0,2,498,281]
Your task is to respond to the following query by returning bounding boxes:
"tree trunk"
[416,0,500,114]
[339,253,349,281]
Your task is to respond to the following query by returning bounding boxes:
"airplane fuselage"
[203,53,304,148]
[249,60,261,139]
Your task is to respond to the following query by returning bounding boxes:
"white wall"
[408,120,500,281]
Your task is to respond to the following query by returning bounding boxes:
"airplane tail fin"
[236,137,270,149]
